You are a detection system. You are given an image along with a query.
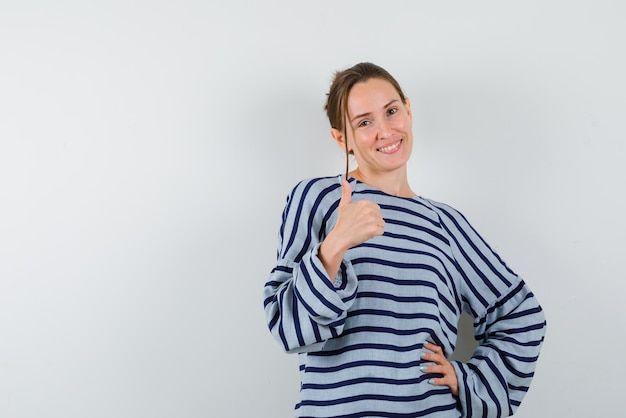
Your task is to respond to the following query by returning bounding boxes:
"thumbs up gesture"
[319,179,385,280]
[336,178,385,248]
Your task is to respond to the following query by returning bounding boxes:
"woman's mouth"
[377,139,402,154]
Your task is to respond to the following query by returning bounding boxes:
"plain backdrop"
[1,1,624,417]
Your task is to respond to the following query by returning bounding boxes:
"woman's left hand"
[420,342,459,396]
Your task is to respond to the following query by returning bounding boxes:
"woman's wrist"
[319,232,348,281]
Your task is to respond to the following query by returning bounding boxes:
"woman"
[263,62,546,417]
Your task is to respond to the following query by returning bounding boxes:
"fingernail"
[428,379,435,384]
[420,352,426,357]
[419,366,427,371]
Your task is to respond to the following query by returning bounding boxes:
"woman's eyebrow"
[351,99,399,122]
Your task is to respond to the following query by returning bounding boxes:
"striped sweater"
[263,175,546,418]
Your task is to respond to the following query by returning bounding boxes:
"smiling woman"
[331,78,415,196]
[262,62,546,417]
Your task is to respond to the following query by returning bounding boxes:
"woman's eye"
[388,107,398,115]
[358,120,370,127]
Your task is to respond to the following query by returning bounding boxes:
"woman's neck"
[350,167,416,198]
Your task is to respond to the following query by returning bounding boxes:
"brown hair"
[324,62,407,177]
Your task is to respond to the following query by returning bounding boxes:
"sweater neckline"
[344,176,421,201]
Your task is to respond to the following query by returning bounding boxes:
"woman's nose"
[377,118,392,139]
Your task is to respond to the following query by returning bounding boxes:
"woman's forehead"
[347,79,400,115]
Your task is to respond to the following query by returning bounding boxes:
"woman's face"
[339,78,413,178]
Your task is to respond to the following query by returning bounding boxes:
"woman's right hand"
[334,178,386,248]
[319,179,385,280]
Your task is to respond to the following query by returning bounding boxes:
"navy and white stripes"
[263,175,546,417]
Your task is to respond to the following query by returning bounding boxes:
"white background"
[1,1,624,417]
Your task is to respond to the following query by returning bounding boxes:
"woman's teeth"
[378,140,401,153]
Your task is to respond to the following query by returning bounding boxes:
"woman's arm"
[262,178,360,353]
[432,201,547,417]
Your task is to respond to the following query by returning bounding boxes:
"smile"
[377,139,402,153]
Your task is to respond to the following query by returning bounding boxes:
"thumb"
[339,178,352,207]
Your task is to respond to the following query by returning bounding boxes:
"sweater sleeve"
[262,178,359,353]
[436,203,547,418]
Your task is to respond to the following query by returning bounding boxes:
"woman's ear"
[404,97,412,119]
[330,128,347,150]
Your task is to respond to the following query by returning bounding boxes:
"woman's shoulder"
[417,196,470,227]
[287,175,343,198]
[419,196,459,214]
